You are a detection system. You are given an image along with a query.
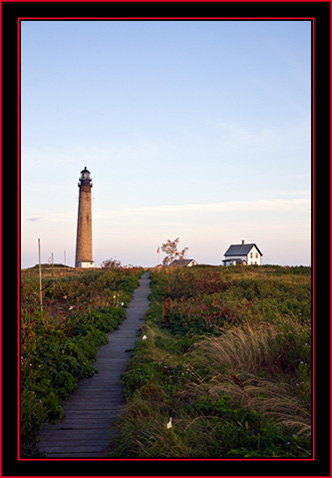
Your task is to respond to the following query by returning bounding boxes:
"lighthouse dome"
[80,166,91,178]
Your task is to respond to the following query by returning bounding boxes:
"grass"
[189,321,311,438]
[106,265,312,458]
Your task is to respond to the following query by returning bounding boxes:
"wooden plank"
[63,401,123,408]
[41,421,113,430]
[62,410,122,416]
[40,452,104,458]
[39,445,109,453]
[63,398,123,405]
[40,430,109,439]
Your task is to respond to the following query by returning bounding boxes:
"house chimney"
[242,240,244,245]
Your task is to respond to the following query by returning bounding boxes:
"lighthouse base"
[77,261,95,268]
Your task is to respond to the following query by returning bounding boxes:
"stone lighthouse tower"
[75,167,95,268]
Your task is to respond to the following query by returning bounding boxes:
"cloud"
[23,212,75,223]
[25,216,41,222]
[95,197,311,219]
[214,120,311,162]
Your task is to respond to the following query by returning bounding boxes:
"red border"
[0,1,2,475]
[17,14,21,473]
[17,15,316,19]
[16,15,316,468]
[3,0,330,2]
[311,13,316,471]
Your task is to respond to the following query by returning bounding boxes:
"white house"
[223,241,263,266]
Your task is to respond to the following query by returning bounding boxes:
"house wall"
[187,260,198,267]
[246,246,261,265]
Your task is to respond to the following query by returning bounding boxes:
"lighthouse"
[75,167,95,268]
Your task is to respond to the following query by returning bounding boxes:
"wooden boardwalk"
[38,271,151,458]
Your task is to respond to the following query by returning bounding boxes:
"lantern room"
[78,166,93,188]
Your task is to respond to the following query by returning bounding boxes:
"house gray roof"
[224,243,263,257]
[170,259,197,267]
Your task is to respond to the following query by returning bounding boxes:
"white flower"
[142,335,147,340]
[167,418,172,429]
[121,302,124,306]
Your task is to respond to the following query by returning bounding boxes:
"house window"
[256,253,258,258]
[250,252,253,258]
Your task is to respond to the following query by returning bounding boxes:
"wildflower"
[166,417,172,429]
[121,302,124,306]
[142,335,147,340]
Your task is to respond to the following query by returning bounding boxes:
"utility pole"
[38,238,43,312]
[51,252,55,297]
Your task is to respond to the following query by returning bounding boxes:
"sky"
[21,20,312,268]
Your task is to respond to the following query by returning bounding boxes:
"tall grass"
[188,318,311,438]
[192,322,276,372]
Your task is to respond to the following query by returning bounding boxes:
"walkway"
[38,271,151,458]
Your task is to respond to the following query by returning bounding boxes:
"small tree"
[101,258,121,268]
[161,237,188,266]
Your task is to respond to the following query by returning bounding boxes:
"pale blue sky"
[21,20,311,268]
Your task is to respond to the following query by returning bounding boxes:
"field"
[20,264,312,458]
[20,265,143,457]
[107,265,312,458]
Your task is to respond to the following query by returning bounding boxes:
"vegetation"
[107,265,312,458]
[160,237,188,266]
[100,257,122,268]
[20,265,143,457]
